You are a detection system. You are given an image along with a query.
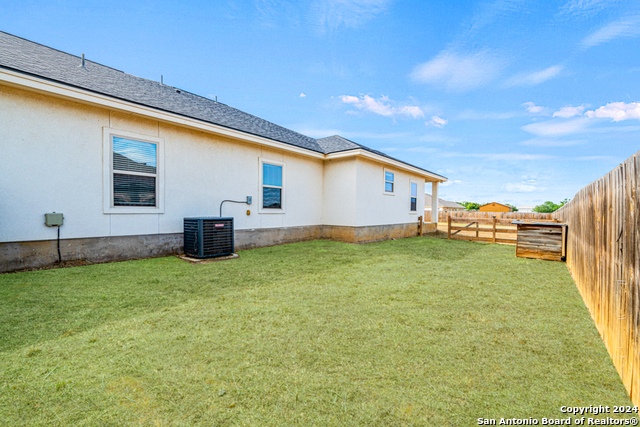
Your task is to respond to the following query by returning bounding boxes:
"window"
[410,182,418,212]
[260,158,285,212]
[385,170,394,193]
[113,137,157,207]
[103,128,164,213]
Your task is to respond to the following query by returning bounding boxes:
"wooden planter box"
[512,221,567,262]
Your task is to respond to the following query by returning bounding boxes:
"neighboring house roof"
[481,202,511,208]
[0,31,446,180]
[424,194,465,209]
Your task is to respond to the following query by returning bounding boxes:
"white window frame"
[102,127,165,214]
[259,158,285,214]
[383,168,395,195]
[409,180,418,214]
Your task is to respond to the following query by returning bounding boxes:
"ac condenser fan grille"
[183,217,234,258]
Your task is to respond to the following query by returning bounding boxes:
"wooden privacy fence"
[438,210,555,223]
[555,149,640,406]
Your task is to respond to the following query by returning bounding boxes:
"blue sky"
[3,0,639,206]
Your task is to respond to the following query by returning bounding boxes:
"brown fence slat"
[439,210,556,223]
[556,149,640,406]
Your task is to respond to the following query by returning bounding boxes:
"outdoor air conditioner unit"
[183,217,234,258]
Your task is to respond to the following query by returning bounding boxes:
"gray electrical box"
[45,212,63,227]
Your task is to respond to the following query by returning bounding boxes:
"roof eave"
[0,66,326,159]
[325,149,447,182]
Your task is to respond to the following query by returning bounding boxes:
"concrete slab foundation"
[1,222,426,273]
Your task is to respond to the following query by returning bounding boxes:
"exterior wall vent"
[183,217,234,258]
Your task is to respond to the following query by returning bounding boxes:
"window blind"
[113,174,156,206]
[112,137,157,207]
[263,164,282,187]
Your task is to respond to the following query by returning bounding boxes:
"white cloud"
[503,183,537,192]
[585,102,640,121]
[522,102,550,116]
[411,49,506,91]
[580,14,640,48]
[311,0,393,34]
[465,0,526,35]
[559,0,611,18]
[300,93,307,98]
[521,101,640,137]
[505,65,564,86]
[521,117,590,136]
[553,105,586,118]
[340,94,424,119]
[519,138,585,147]
[427,115,448,128]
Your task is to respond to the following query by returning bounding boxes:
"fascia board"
[326,149,447,182]
[0,68,325,160]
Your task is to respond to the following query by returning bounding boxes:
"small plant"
[25,348,41,357]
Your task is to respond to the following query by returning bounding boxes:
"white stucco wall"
[0,85,324,243]
[0,84,436,245]
[322,157,357,226]
[355,158,425,226]
[320,156,427,227]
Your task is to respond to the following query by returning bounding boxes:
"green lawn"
[0,237,633,426]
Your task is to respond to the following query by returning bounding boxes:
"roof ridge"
[0,30,129,75]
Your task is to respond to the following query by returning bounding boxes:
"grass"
[0,237,633,426]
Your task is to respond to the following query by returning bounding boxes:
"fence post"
[492,216,496,243]
[476,221,479,238]
[447,215,451,239]
[418,216,423,236]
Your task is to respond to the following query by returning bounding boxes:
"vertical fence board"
[556,150,640,406]
[438,210,555,223]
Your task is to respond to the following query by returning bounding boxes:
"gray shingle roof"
[316,135,361,152]
[0,31,324,153]
[318,135,445,179]
[0,31,446,179]
[425,194,465,209]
